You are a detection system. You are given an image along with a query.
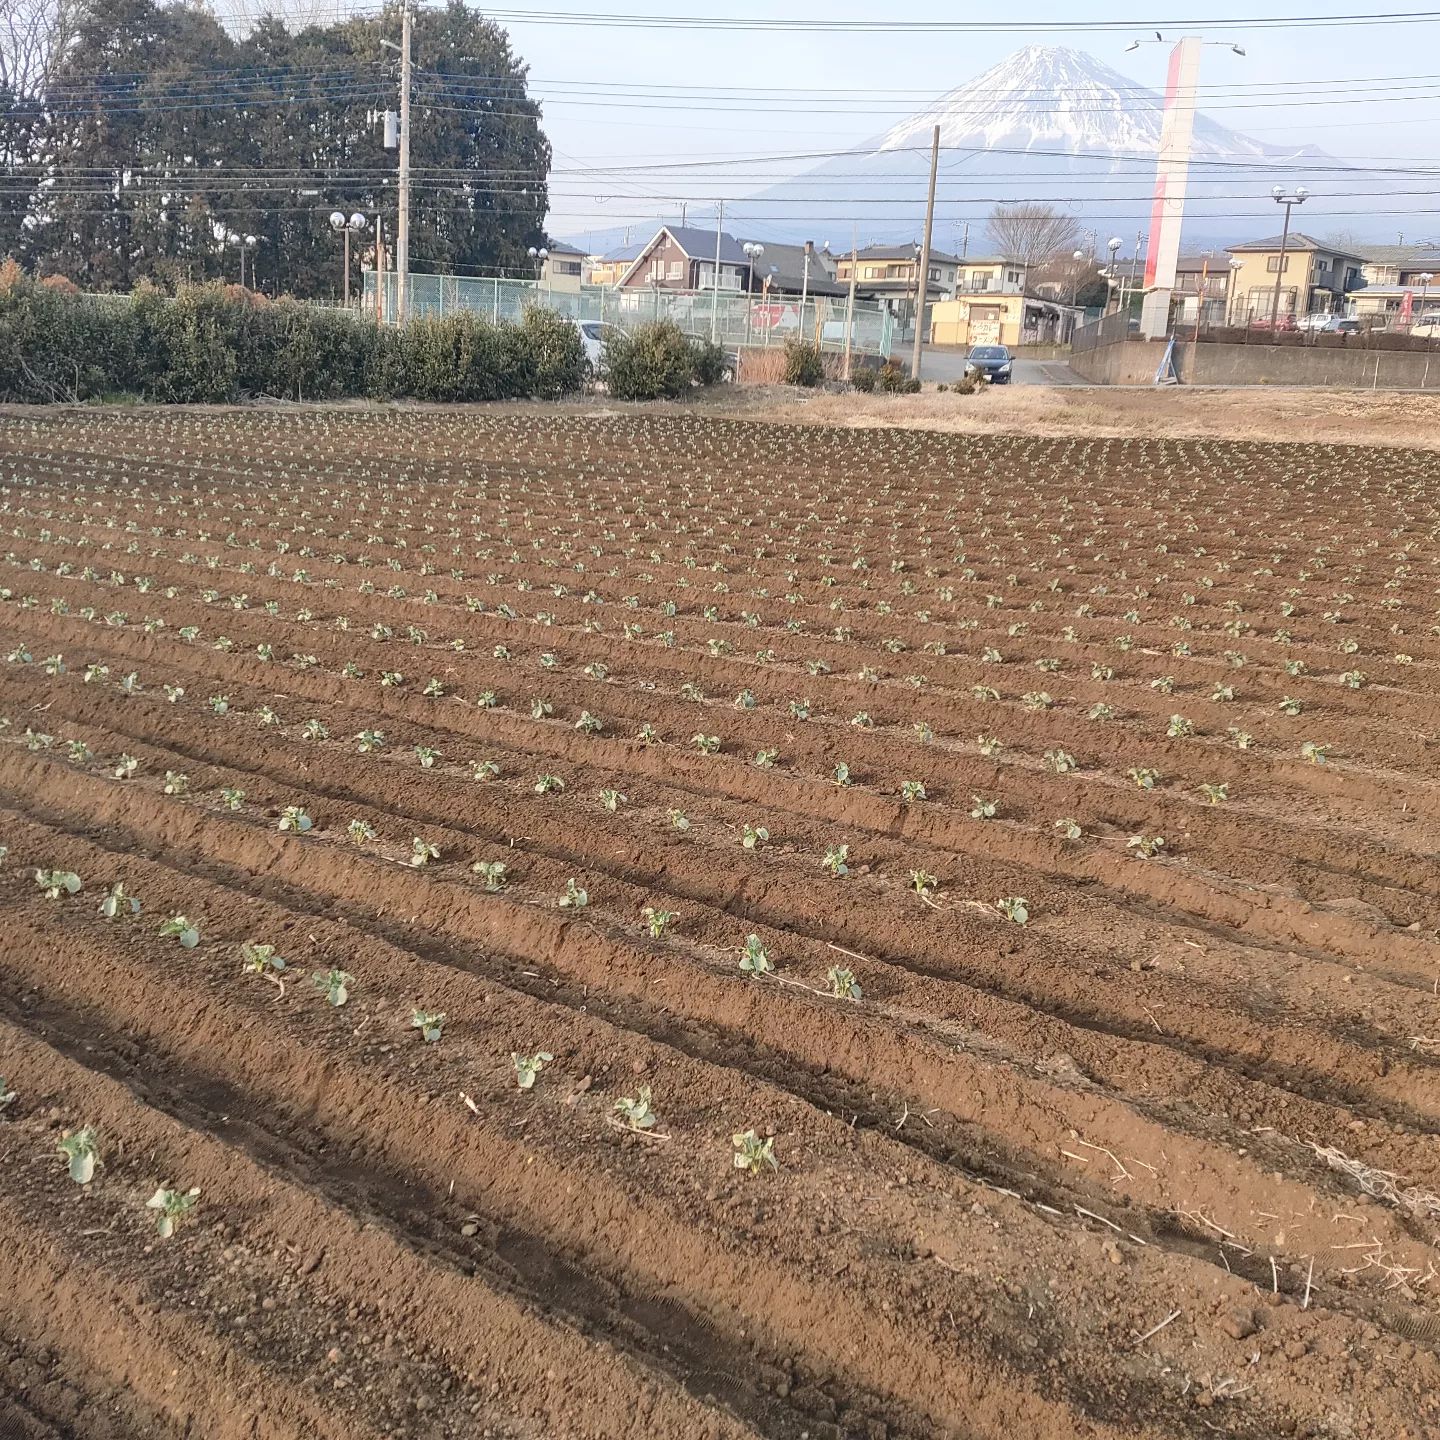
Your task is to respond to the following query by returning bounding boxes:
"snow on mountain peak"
[873,43,1270,161]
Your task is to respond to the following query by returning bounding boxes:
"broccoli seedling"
[158,915,200,948]
[558,878,588,909]
[347,818,376,845]
[471,759,500,781]
[414,745,440,769]
[534,773,565,794]
[900,780,926,803]
[113,753,138,779]
[641,906,677,938]
[996,896,1029,926]
[692,733,721,755]
[278,806,313,833]
[753,748,779,768]
[99,883,140,919]
[146,1185,200,1238]
[821,844,849,878]
[614,1086,657,1131]
[732,1129,776,1176]
[220,787,245,811]
[410,837,441,867]
[472,860,507,891]
[411,1009,446,1043]
[1127,835,1166,860]
[355,730,386,753]
[1199,782,1229,805]
[969,795,998,821]
[739,934,772,976]
[58,1125,100,1184]
[1300,741,1329,765]
[241,941,286,978]
[312,968,354,1006]
[825,965,862,1000]
[741,823,769,850]
[0,1076,15,1111]
[1054,818,1082,842]
[910,869,937,897]
[35,869,81,899]
[512,1050,553,1090]
[599,788,626,812]
[668,809,690,833]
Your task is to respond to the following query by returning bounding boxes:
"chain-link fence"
[361,272,894,357]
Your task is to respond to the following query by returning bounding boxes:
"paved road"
[918,346,1082,386]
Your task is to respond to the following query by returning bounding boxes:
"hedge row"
[0,273,711,405]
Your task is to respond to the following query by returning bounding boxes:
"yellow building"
[1224,234,1365,322]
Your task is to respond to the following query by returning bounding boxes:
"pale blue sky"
[487,3,1440,244]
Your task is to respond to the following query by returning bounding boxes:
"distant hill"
[563,46,1352,254]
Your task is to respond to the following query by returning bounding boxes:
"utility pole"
[960,219,969,262]
[910,123,939,381]
[1269,186,1308,330]
[396,0,413,324]
[842,229,858,382]
[711,200,724,342]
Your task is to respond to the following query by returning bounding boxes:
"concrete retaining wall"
[1069,337,1440,389]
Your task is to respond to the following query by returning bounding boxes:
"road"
[919,346,1082,386]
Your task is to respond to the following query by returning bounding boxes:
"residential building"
[1348,244,1440,327]
[616,225,748,291]
[737,239,846,298]
[954,256,1026,294]
[928,291,1077,347]
[831,244,961,335]
[539,241,584,295]
[1171,254,1232,326]
[1223,234,1365,321]
[585,240,643,287]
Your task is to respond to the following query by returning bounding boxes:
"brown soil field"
[1,407,1439,1439]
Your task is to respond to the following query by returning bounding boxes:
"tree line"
[0,0,551,298]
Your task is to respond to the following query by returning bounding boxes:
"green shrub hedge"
[0,269,590,405]
[601,320,724,400]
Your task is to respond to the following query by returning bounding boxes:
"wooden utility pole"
[396,0,413,323]
[842,228,858,382]
[910,124,939,381]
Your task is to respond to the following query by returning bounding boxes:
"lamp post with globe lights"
[742,241,764,344]
[329,211,367,306]
[1269,184,1308,331]
[528,245,549,301]
[1101,236,1123,315]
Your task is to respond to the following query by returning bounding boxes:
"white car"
[578,321,623,372]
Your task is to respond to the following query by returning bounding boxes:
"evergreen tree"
[9,0,549,296]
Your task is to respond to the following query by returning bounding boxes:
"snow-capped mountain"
[872,46,1288,160]
[734,45,1335,250]
[564,45,1348,255]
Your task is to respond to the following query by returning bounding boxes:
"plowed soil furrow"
[5,753,1440,1318]
[6,685,1440,1177]
[6,603,1440,996]
[4,408,1440,1438]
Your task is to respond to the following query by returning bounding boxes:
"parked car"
[578,320,623,372]
[965,345,1013,383]
[1294,313,1361,334]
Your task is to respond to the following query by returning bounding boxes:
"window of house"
[667,260,682,280]
[969,272,991,291]
[863,266,880,279]
[556,260,582,276]
[1265,255,1290,273]
[1006,269,1021,285]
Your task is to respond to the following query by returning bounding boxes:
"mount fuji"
[563,46,1343,254]
[733,46,1340,250]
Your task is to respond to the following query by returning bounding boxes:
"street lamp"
[1269,184,1308,331]
[329,211,367,306]
[911,241,923,340]
[1104,236,1122,314]
[1070,248,1085,307]
[1418,272,1434,335]
[742,242,764,344]
[1227,255,1244,324]
[528,245,550,302]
